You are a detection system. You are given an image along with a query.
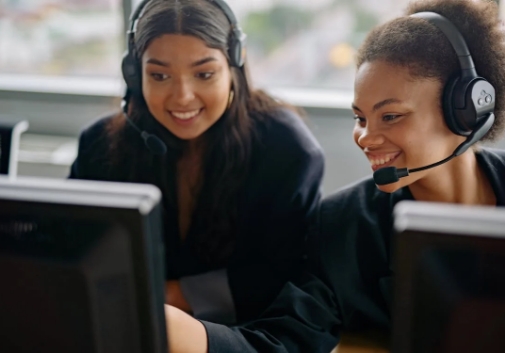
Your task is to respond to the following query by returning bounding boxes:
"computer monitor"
[0,177,167,353]
[392,201,505,353]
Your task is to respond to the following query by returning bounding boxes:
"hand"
[165,304,208,353]
[165,280,192,313]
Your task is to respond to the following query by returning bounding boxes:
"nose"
[172,78,195,106]
[354,124,386,149]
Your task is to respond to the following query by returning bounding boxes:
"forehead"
[354,61,442,109]
[142,34,226,63]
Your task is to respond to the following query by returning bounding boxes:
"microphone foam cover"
[373,166,399,185]
[143,133,167,156]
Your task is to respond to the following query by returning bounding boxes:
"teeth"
[370,154,396,166]
[171,109,200,120]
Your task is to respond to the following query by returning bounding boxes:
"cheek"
[402,132,419,151]
[203,81,230,113]
[141,75,150,99]
[142,81,164,109]
[393,117,429,153]
[399,123,450,168]
[352,126,362,147]
[407,116,450,156]
[212,87,229,108]
[396,130,424,165]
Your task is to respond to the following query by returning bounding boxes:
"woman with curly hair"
[163,0,505,352]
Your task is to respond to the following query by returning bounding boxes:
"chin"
[165,126,205,141]
[172,132,201,140]
[375,182,403,194]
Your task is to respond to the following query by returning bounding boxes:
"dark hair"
[108,0,289,265]
[356,0,505,141]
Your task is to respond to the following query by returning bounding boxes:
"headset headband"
[410,12,477,78]
[126,0,246,68]
[128,0,241,40]
[409,11,495,137]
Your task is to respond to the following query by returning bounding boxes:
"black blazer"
[202,147,505,352]
[69,108,324,324]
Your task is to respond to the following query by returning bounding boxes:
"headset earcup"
[228,28,247,68]
[121,51,141,94]
[464,78,496,130]
[228,36,240,67]
[444,76,496,136]
[443,75,470,136]
[237,35,247,67]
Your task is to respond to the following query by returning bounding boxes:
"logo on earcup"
[478,90,493,106]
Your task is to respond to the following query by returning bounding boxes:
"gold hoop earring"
[227,90,235,109]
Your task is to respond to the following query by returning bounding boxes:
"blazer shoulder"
[71,114,117,180]
[255,108,323,159]
[78,114,115,148]
[321,177,380,216]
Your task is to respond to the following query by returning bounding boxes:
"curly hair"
[356,0,505,141]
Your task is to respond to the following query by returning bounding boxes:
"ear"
[227,90,235,109]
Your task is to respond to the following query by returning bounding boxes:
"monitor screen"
[392,201,505,353]
[0,177,167,353]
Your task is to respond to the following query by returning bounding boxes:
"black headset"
[410,12,495,136]
[119,0,247,155]
[373,12,496,185]
[121,0,247,96]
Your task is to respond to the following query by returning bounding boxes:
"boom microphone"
[373,113,495,185]
[121,99,167,156]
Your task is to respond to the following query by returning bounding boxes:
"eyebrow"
[191,56,218,67]
[352,98,403,112]
[145,56,218,68]
[146,58,169,67]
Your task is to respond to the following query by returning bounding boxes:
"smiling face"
[141,34,232,141]
[352,60,466,193]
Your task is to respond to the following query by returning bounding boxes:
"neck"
[184,135,205,159]
[408,149,496,206]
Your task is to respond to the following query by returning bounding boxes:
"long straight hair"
[108,0,292,265]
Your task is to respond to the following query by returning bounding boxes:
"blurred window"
[227,0,410,91]
[131,0,411,91]
[0,0,428,91]
[0,0,123,78]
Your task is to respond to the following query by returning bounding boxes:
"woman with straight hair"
[162,0,505,351]
[70,0,324,326]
